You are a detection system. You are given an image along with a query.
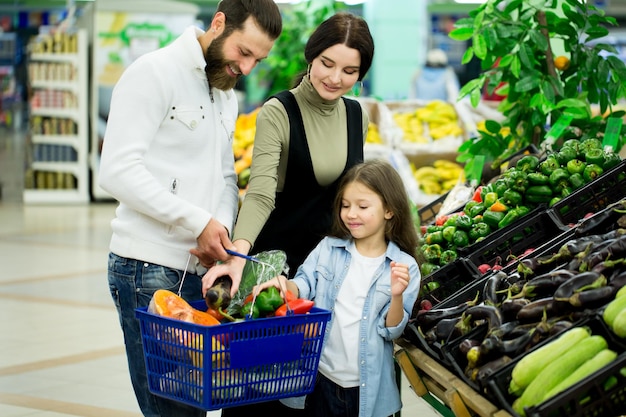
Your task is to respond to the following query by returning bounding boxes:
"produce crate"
[135,300,331,410]
[485,317,626,417]
[549,159,626,227]
[417,257,481,310]
[458,207,567,270]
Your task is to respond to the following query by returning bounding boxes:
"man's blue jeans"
[107,253,206,417]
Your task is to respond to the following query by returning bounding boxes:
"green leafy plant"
[450,0,626,170]
[256,1,344,98]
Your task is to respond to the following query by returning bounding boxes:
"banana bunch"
[233,108,260,192]
[413,159,465,195]
[366,122,384,144]
[394,100,463,142]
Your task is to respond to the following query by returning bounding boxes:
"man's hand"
[190,218,231,268]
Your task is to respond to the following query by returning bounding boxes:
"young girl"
[256,159,422,417]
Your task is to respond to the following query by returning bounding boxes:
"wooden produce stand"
[395,338,513,417]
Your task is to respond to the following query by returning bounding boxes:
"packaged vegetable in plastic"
[226,249,288,316]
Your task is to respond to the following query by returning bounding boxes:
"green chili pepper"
[443,225,457,242]
[455,214,473,231]
[469,221,491,241]
[526,185,554,203]
[498,206,530,229]
[549,168,570,193]
[452,229,470,248]
[584,148,605,167]
[527,172,550,185]
[426,225,440,233]
[483,191,498,207]
[540,155,560,176]
[555,146,578,165]
[425,230,444,245]
[255,286,284,313]
[566,159,586,175]
[502,189,523,206]
[568,172,585,189]
[440,250,458,265]
[549,196,562,207]
[482,210,505,229]
[583,163,604,182]
[423,244,442,263]
[516,155,540,172]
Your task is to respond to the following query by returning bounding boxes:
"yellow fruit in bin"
[366,122,383,144]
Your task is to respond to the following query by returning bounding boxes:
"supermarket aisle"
[0,128,443,417]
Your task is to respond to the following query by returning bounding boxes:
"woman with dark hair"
[202,11,375,417]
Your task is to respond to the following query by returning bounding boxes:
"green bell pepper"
[555,146,578,165]
[561,139,581,153]
[468,203,486,218]
[549,168,570,193]
[443,225,457,243]
[469,221,491,241]
[580,138,602,154]
[497,206,530,229]
[420,262,440,277]
[568,172,585,189]
[516,155,540,172]
[566,159,586,175]
[452,229,470,248]
[440,249,458,265]
[507,170,529,193]
[241,301,260,319]
[493,178,509,197]
[540,155,560,176]
[527,172,550,186]
[526,185,554,204]
[255,286,284,313]
[603,152,621,170]
[483,191,499,208]
[584,148,606,167]
[423,244,443,264]
[425,230,444,245]
[482,209,505,229]
[502,189,523,206]
[455,214,473,231]
[583,163,604,182]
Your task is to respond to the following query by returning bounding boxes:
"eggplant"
[481,330,534,357]
[500,298,531,321]
[465,304,503,331]
[434,317,462,342]
[475,355,513,386]
[483,271,507,306]
[568,285,618,308]
[549,319,574,336]
[516,297,557,322]
[609,269,626,288]
[205,275,233,310]
[553,271,605,301]
[581,234,626,271]
[519,269,577,298]
[415,294,478,330]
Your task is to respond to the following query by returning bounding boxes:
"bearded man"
[98,1,282,416]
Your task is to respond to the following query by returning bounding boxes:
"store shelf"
[24,28,89,204]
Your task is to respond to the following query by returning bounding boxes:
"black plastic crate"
[418,192,449,226]
[415,257,481,311]
[550,159,626,227]
[485,317,626,417]
[459,207,567,269]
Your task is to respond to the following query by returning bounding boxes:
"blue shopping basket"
[135,300,331,410]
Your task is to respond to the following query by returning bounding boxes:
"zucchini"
[510,326,590,390]
[542,348,618,401]
[617,285,626,299]
[613,308,626,338]
[602,293,626,329]
[513,335,608,416]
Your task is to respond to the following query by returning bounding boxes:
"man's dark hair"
[217,0,282,40]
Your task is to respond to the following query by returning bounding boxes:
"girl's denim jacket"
[292,236,421,417]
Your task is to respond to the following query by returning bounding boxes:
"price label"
[603,117,623,153]
[542,114,573,151]
[467,154,485,187]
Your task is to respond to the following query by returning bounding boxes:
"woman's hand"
[390,261,410,296]
[201,256,246,297]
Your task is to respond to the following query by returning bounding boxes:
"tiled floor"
[0,127,443,417]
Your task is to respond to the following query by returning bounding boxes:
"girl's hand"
[253,275,291,298]
[390,261,410,296]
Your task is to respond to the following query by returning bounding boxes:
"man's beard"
[205,35,241,91]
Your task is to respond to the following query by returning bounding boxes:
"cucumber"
[613,308,626,338]
[602,293,626,328]
[542,348,618,401]
[617,285,626,299]
[511,326,590,390]
[513,335,608,415]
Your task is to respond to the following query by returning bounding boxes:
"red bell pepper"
[274,298,314,316]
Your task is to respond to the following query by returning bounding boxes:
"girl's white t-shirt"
[318,242,385,387]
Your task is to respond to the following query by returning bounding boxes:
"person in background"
[202,11,375,416]
[256,159,422,417]
[98,1,282,416]
[409,48,460,102]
